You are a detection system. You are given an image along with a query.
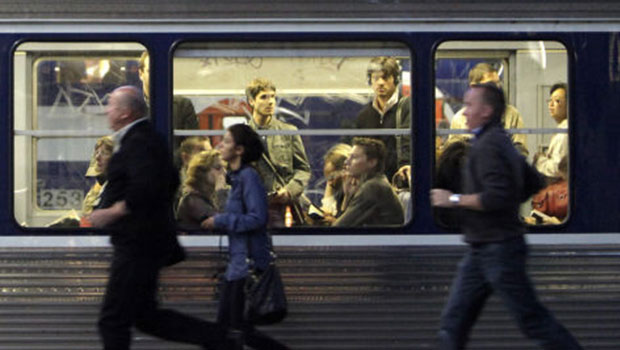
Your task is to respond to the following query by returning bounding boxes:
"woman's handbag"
[531,180,568,219]
[245,262,288,325]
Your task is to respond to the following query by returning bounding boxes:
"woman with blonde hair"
[82,136,114,216]
[176,149,227,230]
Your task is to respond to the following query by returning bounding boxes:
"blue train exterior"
[1,29,619,243]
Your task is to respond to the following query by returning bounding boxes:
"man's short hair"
[550,82,568,97]
[245,78,276,101]
[138,51,148,73]
[468,62,497,85]
[352,137,386,175]
[366,57,401,86]
[470,83,506,125]
[115,86,147,119]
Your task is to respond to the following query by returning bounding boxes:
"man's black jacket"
[99,120,181,259]
[462,123,544,243]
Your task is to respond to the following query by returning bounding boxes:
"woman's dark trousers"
[217,277,291,350]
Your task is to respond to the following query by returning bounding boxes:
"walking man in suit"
[89,86,225,350]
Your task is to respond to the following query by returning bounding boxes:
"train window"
[173,42,412,230]
[434,41,569,227]
[13,42,146,228]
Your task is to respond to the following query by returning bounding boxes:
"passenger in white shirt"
[534,83,569,182]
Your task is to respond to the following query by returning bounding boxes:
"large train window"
[434,41,569,226]
[13,42,145,228]
[173,42,412,229]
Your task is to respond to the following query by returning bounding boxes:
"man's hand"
[431,189,484,210]
[270,188,291,205]
[395,165,411,182]
[342,174,360,199]
[88,201,129,228]
[201,217,215,230]
[430,189,454,208]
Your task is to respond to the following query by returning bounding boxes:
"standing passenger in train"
[89,86,227,350]
[355,56,411,180]
[333,137,404,227]
[138,52,199,148]
[246,78,311,227]
[445,62,528,156]
[201,124,291,350]
[430,83,583,350]
[534,82,569,182]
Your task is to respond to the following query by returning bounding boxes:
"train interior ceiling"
[13,41,568,228]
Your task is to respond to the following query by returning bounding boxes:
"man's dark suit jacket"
[99,120,180,259]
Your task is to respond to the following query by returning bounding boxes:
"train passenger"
[89,86,227,350]
[174,136,210,208]
[138,52,199,149]
[530,83,570,222]
[355,56,411,179]
[313,143,352,224]
[445,62,528,156]
[430,83,583,350]
[201,124,291,350]
[534,82,569,182]
[391,164,412,223]
[47,136,114,228]
[333,137,404,227]
[246,78,311,227]
[433,140,471,228]
[178,137,211,177]
[176,150,227,230]
[82,136,114,216]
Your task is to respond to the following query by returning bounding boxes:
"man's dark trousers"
[438,236,583,350]
[98,247,224,350]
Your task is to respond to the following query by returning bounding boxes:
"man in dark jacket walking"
[89,86,225,350]
[430,83,582,350]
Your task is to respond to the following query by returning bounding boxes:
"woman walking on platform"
[202,123,290,350]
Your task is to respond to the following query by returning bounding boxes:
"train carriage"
[0,1,619,349]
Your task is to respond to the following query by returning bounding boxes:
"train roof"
[0,1,619,22]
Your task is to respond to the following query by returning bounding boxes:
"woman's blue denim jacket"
[214,165,272,280]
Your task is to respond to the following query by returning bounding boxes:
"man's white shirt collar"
[372,90,399,116]
[112,117,148,152]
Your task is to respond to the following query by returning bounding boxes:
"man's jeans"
[439,236,583,350]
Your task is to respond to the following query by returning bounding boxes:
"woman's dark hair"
[550,82,568,98]
[227,123,264,165]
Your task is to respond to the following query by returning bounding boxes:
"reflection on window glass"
[434,41,569,227]
[13,42,145,228]
[173,43,412,229]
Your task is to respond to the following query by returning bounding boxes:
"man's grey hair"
[114,85,147,119]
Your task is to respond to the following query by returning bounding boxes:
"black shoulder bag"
[245,248,288,325]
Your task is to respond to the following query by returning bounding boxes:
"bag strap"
[260,153,305,224]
